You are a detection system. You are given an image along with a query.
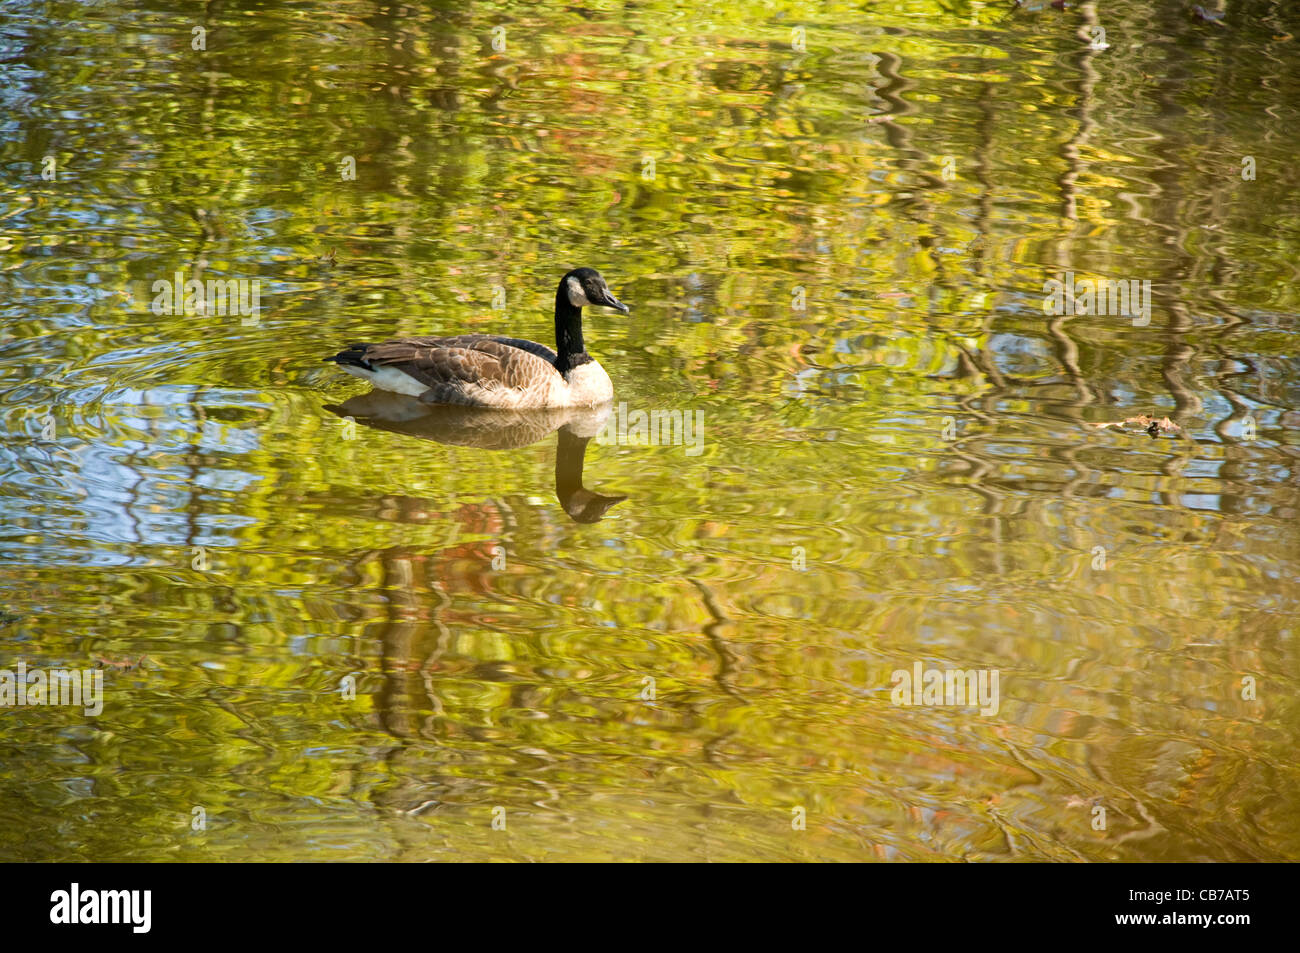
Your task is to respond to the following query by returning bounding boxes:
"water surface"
[1,0,1298,861]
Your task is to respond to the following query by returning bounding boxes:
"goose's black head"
[560,267,629,314]
[553,267,628,372]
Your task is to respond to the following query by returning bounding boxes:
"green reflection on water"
[1,0,1298,861]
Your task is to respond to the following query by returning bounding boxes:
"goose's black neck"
[554,287,591,373]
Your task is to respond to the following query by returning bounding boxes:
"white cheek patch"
[566,276,591,307]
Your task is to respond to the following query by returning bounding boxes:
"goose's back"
[333,334,608,408]
[412,334,559,365]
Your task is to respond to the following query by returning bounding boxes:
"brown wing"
[402,335,559,365]
[356,335,561,392]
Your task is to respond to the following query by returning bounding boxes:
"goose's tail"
[326,343,373,369]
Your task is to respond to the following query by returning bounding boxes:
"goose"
[326,267,629,409]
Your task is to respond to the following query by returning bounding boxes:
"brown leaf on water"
[1088,414,1182,437]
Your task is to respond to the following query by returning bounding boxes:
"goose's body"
[327,268,628,410]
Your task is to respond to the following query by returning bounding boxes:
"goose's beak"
[598,288,630,313]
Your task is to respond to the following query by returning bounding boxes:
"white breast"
[559,361,613,407]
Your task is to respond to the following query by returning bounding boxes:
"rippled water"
[2,0,1298,861]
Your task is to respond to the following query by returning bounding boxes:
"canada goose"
[326,268,629,409]
[323,393,627,522]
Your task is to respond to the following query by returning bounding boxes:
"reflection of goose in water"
[323,391,627,523]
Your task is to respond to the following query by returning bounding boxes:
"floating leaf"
[1088,414,1182,437]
